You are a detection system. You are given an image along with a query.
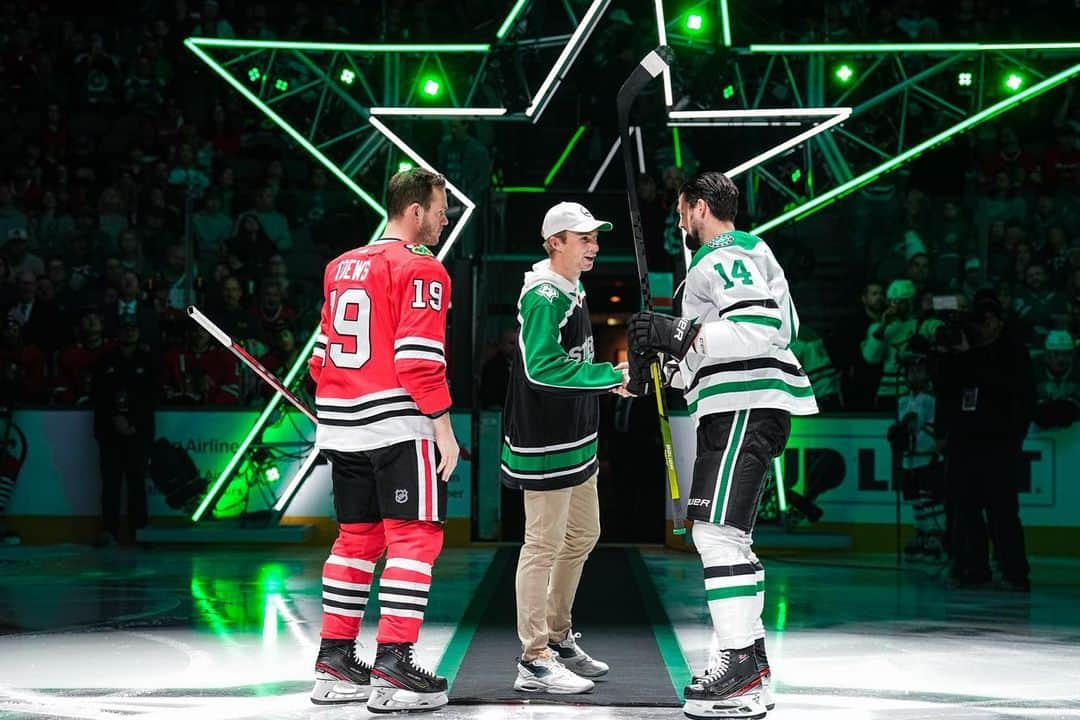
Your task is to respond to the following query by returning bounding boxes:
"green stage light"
[340,68,355,84]
[957,72,973,86]
[1004,72,1024,92]
[265,467,280,483]
[421,77,442,97]
[686,13,704,32]
[834,64,854,83]
[398,160,415,173]
[248,67,261,82]
[723,84,735,99]
[790,168,802,183]
[274,78,288,92]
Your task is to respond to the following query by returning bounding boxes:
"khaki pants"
[515,474,601,661]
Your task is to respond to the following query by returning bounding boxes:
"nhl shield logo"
[395,489,408,504]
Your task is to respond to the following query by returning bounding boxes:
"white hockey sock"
[694,521,762,652]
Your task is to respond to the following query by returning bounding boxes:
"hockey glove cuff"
[628,312,699,360]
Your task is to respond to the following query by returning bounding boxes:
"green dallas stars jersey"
[500,260,624,491]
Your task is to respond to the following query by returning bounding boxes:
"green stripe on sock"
[706,584,760,601]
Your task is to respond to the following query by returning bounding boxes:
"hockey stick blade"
[616,46,688,537]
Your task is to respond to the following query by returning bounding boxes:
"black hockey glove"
[628,311,699,360]
[626,349,658,396]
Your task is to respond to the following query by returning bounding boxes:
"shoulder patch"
[533,283,559,303]
[707,233,734,248]
[404,243,434,257]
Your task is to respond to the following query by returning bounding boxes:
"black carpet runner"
[446,547,682,706]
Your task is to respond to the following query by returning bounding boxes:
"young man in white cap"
[502,201,630,694]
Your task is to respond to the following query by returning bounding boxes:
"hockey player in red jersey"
[308,168,460,714]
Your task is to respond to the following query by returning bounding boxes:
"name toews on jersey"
[309,239,452,451]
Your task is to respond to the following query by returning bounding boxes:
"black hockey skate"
[683,645,766,719]
[367,642,448,714]
[311,638,372,705]
[754,637,774,711]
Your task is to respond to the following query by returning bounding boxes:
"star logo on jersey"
[395,489,408,504]
[405,244,434,257]
[707,233,734,248]
[535,284,559,303]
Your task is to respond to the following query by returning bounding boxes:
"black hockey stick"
[617,46,686,536]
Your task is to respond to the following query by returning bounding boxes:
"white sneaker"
[514,650,595,694]
[548,629,609,678]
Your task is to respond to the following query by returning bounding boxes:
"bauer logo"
[687,498,710,507]
[535,284,558,302]
[395,489,408,504]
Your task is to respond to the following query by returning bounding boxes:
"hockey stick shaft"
[616,46,686,535]
[187,305,318,424]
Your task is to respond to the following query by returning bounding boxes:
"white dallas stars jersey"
[679,230,819,419]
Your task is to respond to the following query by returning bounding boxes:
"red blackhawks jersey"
[309,239,451,451]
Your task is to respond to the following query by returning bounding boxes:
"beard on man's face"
[684,227,702,253]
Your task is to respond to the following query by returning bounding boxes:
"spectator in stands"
[1014,263,1067,348]
[0,318,47,405]
[122,56,164,117]
[168,143,211,194]
[54,310,112,406]
[163,324,241,405]
[193,191,231,266]
[930,198,971,286]
[0,256,13,309]
[158,243,198,310]
[73,32,120,107]
[117,229,149,277]
[976,171,1028,248]
[97,187,129,253]
[792,325,842,411]
[207,103,242,158]
[261,324,300,379]
[35,190,76,255]
[251,186,291,252]
[906,245,934,295]
[103,270,158,349]
[216,166,238,216]
[862,279,937,411]
[952,257,986,303]
[224,211,275,283]
[193,0,235,38]
[1041,226,1072,282]
[1033,330,1080,429]
[211,275,260,342]
[5,228,44,277]
[251,278,296,338]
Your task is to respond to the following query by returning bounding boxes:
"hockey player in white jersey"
[628,171,819,719]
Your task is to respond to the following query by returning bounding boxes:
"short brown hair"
[386,168,447,218]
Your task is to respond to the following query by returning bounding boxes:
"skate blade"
[366,686,448,714]
[310,676,372,704]
[683,694,767,720]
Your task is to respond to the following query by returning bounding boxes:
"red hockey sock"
[320,521,386,640]
[376,519,443,645]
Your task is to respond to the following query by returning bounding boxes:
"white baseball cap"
[540,202,612,240]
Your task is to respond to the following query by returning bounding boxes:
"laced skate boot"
[683,646,766,719]
[754,637,774,711]
[367,642,448,714]
[694,639,773,708]
[311,638,372,705]
[514,648,595,694]
[548,629,609,678]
